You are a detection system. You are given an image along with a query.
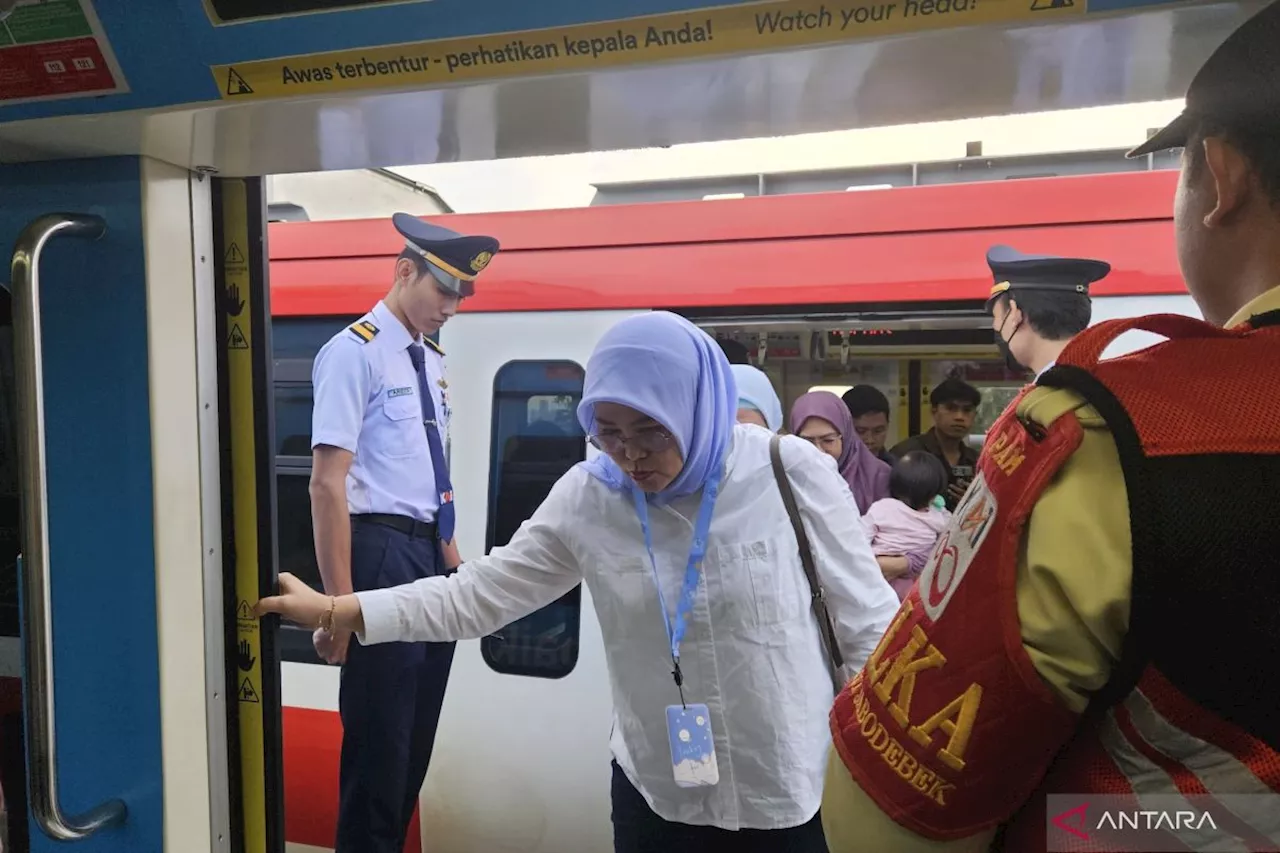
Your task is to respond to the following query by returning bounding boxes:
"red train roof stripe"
[268,171,1178,258]
[268,172,1187,316]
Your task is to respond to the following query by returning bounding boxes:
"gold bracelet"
[319,596,337,633]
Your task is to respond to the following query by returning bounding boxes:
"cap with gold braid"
[392,212,500,299]
[984,245,1111,310]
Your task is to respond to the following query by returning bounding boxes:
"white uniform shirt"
[1035,359,1057,382]
[356,424,900,830]
[311,301,450,522]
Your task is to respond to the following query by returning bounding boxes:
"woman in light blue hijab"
[256,311,898,853]
[729,364,784,432]
[577,311,738,499]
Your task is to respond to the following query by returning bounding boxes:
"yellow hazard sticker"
[222,178,268,853]
[211,0,1082,101]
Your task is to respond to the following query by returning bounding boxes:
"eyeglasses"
[588,429,676,456]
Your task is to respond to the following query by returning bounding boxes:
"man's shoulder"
[1018,385,1108,432]
[889,434,927,456]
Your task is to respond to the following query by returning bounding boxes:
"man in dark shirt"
[842,384,896,465]
[889,377,981,510]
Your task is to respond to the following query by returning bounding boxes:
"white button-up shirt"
[357,424,900,830]
[311,301,450,522]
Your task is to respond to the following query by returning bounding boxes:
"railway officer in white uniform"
[308,212,500,853]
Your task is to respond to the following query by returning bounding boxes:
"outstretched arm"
[260,473,586,644]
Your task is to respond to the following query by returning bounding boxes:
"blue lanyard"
[632,469,721,706]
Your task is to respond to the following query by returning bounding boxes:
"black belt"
[352,513,438,539]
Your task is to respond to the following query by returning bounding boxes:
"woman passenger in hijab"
[790,391,891,515]
[730,363,784,432]
[257,312,899,852]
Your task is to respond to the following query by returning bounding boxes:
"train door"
[0,158,208,852]
[419,308,641,853]
[0,162,285,853]
[709,316,1022,448]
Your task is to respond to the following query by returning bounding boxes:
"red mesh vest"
[830,311,1280,851]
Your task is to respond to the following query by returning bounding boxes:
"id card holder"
[666,703,719,787]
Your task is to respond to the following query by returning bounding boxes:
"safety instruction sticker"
[222,179,268,853]
[0,0,127,107]
[211,0,1082,101]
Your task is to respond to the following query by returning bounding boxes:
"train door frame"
[210,176,287,853]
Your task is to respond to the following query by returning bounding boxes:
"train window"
[482,361,587,680]
[276,469,322,592]
[270,317,354,360]
[274,465,325,664]
[274,382,314,457]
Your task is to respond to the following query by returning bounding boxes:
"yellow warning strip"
[211,0,1083,102]
[221,179,267,853]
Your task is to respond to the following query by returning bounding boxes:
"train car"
[0,0,1259,851]
[267,169,1200,852]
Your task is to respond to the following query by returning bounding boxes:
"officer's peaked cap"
[985,244,1110,309]
[393,212,500,298]
[1128,0,1280,157]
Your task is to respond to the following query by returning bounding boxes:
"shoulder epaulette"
[348,320,379,343]
[424,336,445,356]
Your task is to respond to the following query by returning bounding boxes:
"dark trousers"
[337,518,457,853]
[610,761,829,853]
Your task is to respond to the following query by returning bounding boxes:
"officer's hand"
[441,538,462,571]
[255,572,329,627]
[313,627,351,665]
[947,480,970,504]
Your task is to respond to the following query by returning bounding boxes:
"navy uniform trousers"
[338,515,456,853]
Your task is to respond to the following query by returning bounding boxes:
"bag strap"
[769,435,845,691]
[1056,313,1239,369]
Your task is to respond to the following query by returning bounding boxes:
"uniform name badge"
[666,703,718,787]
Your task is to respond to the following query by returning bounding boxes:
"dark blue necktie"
[406,343,455,542]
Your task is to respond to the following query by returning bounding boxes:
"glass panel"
[270,317,355,359]
[481,361,586,680]
[276,470,322,592]
[275,382,314,457]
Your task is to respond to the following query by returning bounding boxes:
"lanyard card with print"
[666,703,718,788]
[632,468,721,787]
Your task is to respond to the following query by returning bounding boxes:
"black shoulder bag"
[769,434,846,694]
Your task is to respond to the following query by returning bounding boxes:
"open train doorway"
[692,300,1025,450]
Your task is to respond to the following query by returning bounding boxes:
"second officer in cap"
[985,244,1111,380]
[308,213,499,853]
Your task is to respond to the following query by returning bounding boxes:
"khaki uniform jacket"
[822,287,1280,852]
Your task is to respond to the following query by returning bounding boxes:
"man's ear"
[394,257,418,283]
[1007,297,1023,325]
[1200,135,1252,228]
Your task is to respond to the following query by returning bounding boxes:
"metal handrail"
[10,213,127,840]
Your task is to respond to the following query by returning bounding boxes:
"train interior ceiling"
[693,305,1020,448]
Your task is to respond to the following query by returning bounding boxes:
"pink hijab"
[789,390,891,514]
